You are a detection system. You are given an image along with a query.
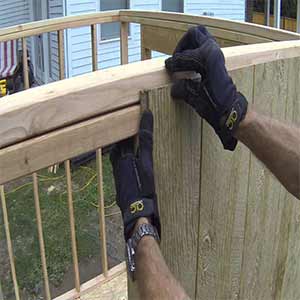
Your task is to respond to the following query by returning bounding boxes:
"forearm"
[235,108,300,199]
[134,219,189,300]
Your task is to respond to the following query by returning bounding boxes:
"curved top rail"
[0,10,299,43]
[120,10,300,41]
[0,39,300,150]
[0,11,120,42]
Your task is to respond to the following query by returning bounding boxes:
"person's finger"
[138,110,153,166]
[173,25,213,54]
[165,48,206,74]
[110,137,135,168]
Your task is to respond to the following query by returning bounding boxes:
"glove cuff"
[218,92,248,151]
[123,197,161,241]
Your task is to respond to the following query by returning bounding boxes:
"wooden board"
[0,11,120,42]
[279,57,300,300]
[238,59,297,300]
[129,86,202,299]
[0,106,140,185]
[1,40,300,150]
[120,10,300,41]
[196,67,254,300]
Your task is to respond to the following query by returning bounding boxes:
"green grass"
[0,155,116,298]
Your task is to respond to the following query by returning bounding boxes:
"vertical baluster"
[120,22,129,65]
[91,24,98,71]
[0,186,20,300]
[32,173,51,300]
[64,160,81,295]
[96,149,108,276]
[140,25,151,61]
[22,37,30,89]
[58,30,65,80]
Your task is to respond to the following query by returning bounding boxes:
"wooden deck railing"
[0,10,300,300]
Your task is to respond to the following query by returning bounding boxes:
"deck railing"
[0,10,300,300]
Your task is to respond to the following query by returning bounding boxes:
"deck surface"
[82,270,127,300]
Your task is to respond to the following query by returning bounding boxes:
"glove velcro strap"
[123,198,157,240]
[219,92,248,151]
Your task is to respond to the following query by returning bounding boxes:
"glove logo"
[130,200,144,214]
[225,109,238,130]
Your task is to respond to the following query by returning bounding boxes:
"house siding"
[185,0,245,21]
[66,0,245,78]
[0,0,30,28]
[48,0,64,81]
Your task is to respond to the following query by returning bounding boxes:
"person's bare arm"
[134,218,190,300]
[235,108,300,199]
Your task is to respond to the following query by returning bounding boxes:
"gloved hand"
[110,110,161,241]
[165,25,248,151]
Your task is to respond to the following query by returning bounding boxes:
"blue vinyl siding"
[65,0,245,78]
[48,0,64,82]
[185,0,245,21]
[65,0,161,77]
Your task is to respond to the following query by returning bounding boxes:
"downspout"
[63,0,69,78]
[274,0,281,28]
[264,0,270,26]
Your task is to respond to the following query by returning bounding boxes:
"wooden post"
[22,37,29,89]
[141,25,151,60]
[120,22,129,65]
[91,24,98,71]
[96,149,108,276]
[65,160,81,295]
[58,30,65,80]
[32,173,51,300]
[0,186,20,300]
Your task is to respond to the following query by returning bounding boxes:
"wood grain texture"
[196,67,254,300]
[149,86,202,296]
[91,24,98,71]
[239,59,296,300]
[22,37,29,90]
[58,30,65,80]
[120,22,129,65]
[279,57,300,300]
[2,40,300,149]
[120,10,300,41]
[0,106,140,185]
[0,11,120,42]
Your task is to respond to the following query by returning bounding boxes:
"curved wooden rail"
[0,11,120,42]
[1,39,300,185]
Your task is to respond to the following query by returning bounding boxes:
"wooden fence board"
[239,59,295,300]
[149,86,202,297]
[195,67,254,300]
[280,57,300,300]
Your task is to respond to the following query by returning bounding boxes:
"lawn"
[0,155,117,299]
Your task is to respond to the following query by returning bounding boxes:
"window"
[162,0,184,12]
[100,0,129,41]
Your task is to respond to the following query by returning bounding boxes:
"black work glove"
[165,25,248,151]
[110,110,161,241]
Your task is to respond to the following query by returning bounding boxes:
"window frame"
[161,0,184,13]
[99,0,131,42]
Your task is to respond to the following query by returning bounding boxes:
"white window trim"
[98,0,131,43]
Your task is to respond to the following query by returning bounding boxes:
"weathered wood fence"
[0,10,300,300]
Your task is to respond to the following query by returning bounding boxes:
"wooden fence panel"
[239,58,299,300]
[280,57,300,300]
[196,67,254,300]
[149,86,202,297]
